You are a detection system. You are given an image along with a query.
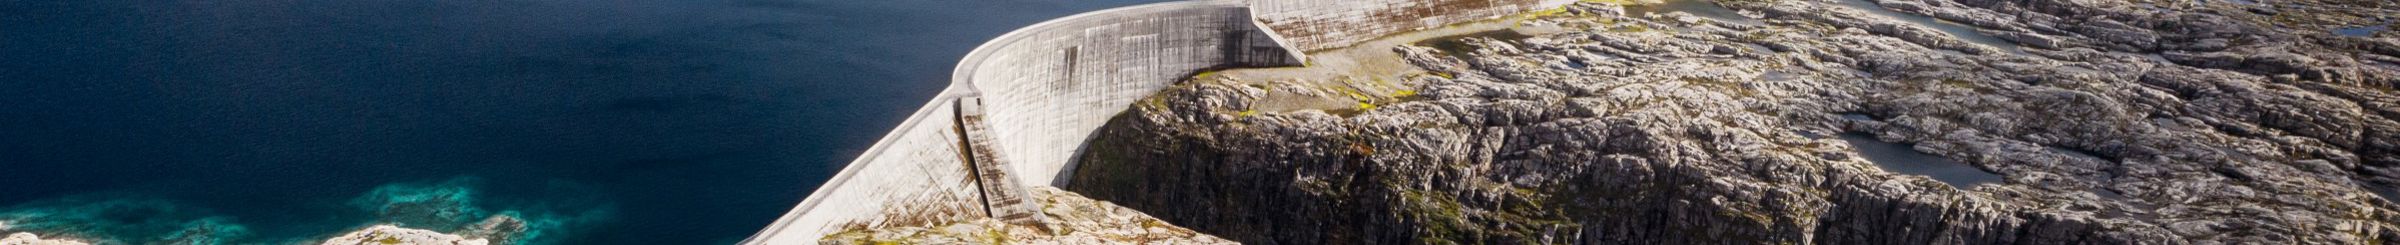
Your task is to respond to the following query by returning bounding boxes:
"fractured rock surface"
[320,215,525,245]
[821,187,1234,244]
[1067,0,2400,243]
[320,225,487,245]
[1,233,88,245]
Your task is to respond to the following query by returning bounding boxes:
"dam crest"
[745,0,1571,243]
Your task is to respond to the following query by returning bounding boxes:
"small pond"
[1831,0,2027,55]
[1626,0,1768,26]
[2372,185,2400,203]
[2335,24,2386,37]
[1838,133,2005,188]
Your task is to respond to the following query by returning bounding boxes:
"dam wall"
[746,1,1301,243]
[748,0,1572,243]
[1249,0,1578,51]
[744,100,990,245]
[960,0,1304,187]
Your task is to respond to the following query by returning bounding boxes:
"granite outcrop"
[821,187,1234,245]
[1,233,87,245]
[1066,0,2400,243]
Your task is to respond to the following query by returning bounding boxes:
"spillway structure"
[743,0,1573,244]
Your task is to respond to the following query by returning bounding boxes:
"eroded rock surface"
[320,225,486,245]
[1067,0,2400,243]
[320,215,525,245]
[821,187,1234,244]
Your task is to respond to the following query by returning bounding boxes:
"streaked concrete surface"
[743,1,1299,243]
[744,0,1570,243]
[960,0,1304,188]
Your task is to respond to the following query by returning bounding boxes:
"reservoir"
[0,0,1166,243]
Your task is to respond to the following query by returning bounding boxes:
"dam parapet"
[745,0,1569,243]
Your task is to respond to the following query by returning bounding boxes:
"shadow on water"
[2369,185,2400,203]
[1836,132,2004,188]
[1626,0,1766,26]
[2046,146,2117,163]
[1839,113,1877,121]
[1831,0,2027,55]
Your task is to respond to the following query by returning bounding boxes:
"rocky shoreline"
[821,187,1234,244]
[1060,0,2399,243]
[0,215,524,245]
[2,233,87,245]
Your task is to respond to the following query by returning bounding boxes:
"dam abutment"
[746,1,1572,243]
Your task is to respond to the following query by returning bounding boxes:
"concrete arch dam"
[745,0,1570,244]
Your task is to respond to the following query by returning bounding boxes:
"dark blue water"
[0,0,1161,244]
[1837,133,2004,188]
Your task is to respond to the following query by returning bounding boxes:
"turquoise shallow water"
[0,0,1162,243]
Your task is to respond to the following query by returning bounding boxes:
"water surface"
[1626,0,1767,26]
[1837,133,2004,188]
[1830,0,2027,55]
[0,0,1163,243]
[2336,24,2387,37]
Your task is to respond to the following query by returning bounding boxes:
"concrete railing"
[744,0,1574,243]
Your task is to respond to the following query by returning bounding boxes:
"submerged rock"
[1,233,89,245]
[1065,0,2400,244]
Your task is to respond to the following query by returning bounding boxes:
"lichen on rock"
[1064,0,2400,243]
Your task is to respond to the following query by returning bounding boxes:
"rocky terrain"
[821,187,1233,244]
[320,226,489,245]
[317,215,524,245]
[1064,0,2400,244]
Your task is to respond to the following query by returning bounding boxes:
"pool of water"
[2371,185,2400,203]
[1840,113,1877,121]
[2336,24,2387,37]
[1830,0,2027,55]
[1837,133,2005,188]
[1626,0,1768,26]
[2047,146,2114,162]
[0,0,1166,244]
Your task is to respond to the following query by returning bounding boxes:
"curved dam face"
[744,1,1301,243]
[746,0,1569,243]
[958,0,1305,187]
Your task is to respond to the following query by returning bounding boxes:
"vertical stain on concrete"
[744,1,1571,244]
